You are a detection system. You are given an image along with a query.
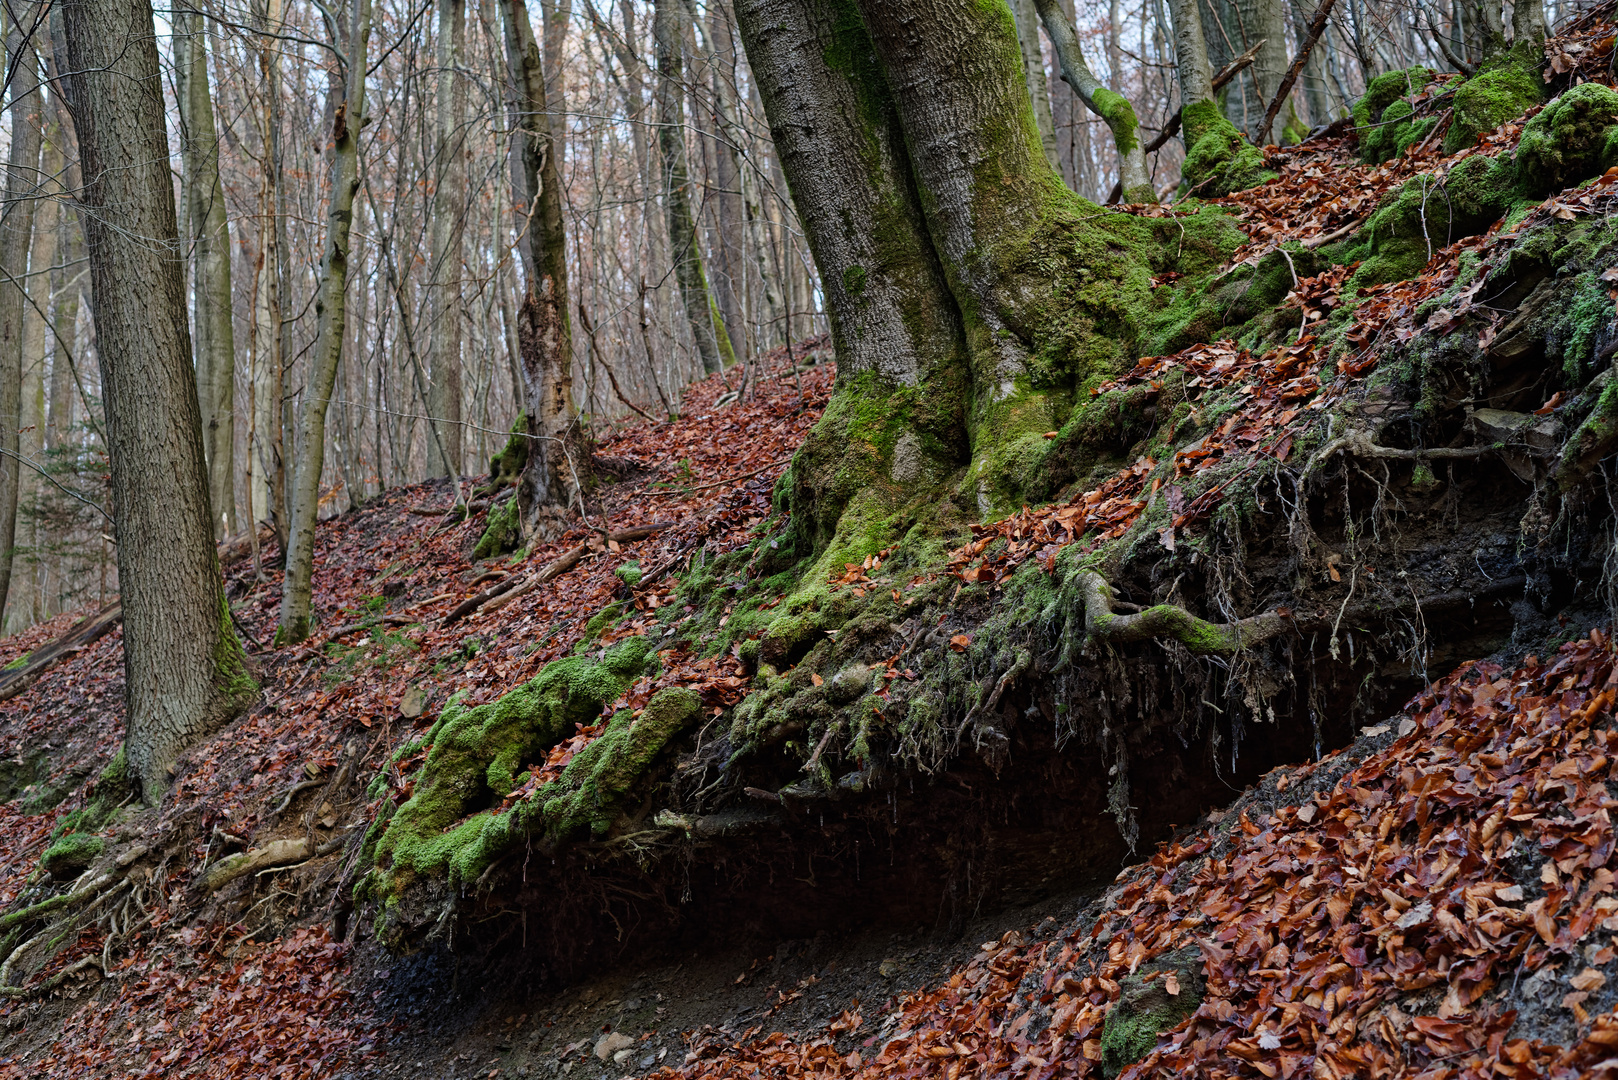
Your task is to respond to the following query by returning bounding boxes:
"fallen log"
[0,601,123,702]
[441,523,674,628]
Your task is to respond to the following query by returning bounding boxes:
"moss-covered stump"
[1445,60,1544,155]
[1098,946,1206,1078]
[1514,83,1618,198]
[1180,102,1276,196]
[360,640,713,944]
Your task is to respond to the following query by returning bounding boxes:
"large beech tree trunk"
[500,0,589,538]
[279,0,372,643]
[425,0,466,478]
[733,0,1166,551]
[0,16,43,629]
[59,0,255,799]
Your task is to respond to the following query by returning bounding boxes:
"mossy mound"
[40,832,104,879]
[361,639,713,935]
[484,414,528,492]
[1346,154,1516,289]
[473,494,521,560]
[1445,61,1544,154]
[1181,102,1276,196]
[1353,67,1433,163]
[1514,83,1618,197]
[1098,946,1207,1077]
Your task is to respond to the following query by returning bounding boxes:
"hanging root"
[1078,570,1291,654]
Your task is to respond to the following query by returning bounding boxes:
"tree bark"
[1009,0,1062,173]
[426,0,467,478]
[1511,0,1545,46]
[175,9,238,539]
[59,0,255,799]
[1033,0,1155,202]
[501,0,590,538]
[0,15,43,631]
[735,0,1160,540]
[1237,0,1291,141]
[249,0,286,551]
[654,0,735,376]
[278,0,373,643]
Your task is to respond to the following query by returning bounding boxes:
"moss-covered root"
[1514,83,1618,198]
[1180,101,1276,196]
[473,494,522,560]
[1078,569,1288,653]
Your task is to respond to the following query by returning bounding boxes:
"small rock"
[612,1048,635,1065]
[621,998,641,1011]
[878,958,903,979]
[638,1054,656,1069]
[594,1032,635,1061]
[399,685,428,719]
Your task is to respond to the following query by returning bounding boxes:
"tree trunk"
[175,9,238,539]
[654,0,735,376]
[250,0,286,550]
[0,16,43,631]
[735,0,1170,545]
[278,0,372,643]
[500,0,589,538]
[1033,0,1155,202]
[702,1,751,362]
[1009,0,1062,173]
[1237,0,1290,142]
[1512,0,1545,46]
[59,0,255,799]
[426,0,467,478]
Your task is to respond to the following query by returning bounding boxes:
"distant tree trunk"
[60,0,256,799]
[1169,0,1217,106]
[0,17,43,634]
[249,0,286,552]
[175,9,238,539]
[426,0,467,478]
[500,0,590,538]
[1034,0,1155,202]
[1512,0,1545,45]
[702,1,751,361]
[1291,0,1331,126]
[1009,0,1062,172]
[654,0,735,376]
[278,0,372,643]
[1237,0,1290,141]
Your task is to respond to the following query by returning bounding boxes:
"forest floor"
[2,18,1618,1078]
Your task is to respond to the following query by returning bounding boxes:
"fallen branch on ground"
[200,833,352,893]
[441,523,674,627]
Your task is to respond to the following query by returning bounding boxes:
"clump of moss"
[1445,61,1544,154]
[1353,66,1433,163]
[1347,154,1515,289]
[473,495,521,560]
[1180,101,1276,196]
[1098,947,1206,1077]
[365,636,653,896]
[482,415,528,493]
[40,832,104,879]
[1514,83,1618,197]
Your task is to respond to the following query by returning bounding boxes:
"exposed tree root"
[1078,570,1291,654]
[201,833,352,893]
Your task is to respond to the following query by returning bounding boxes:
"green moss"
[1181,101,1277,196]
[1092,88,1139,157]
[1445,61,1544,155]
[484,415,528,491]
[2,652,29,672]
[1353,67,1433,162]
[473,495,522,561]
[1514,83,1618,197]
[1097,949,1206,1077]
[40,832,104,879]
[614,562,643,589]
[1346,155,1515,289]
[842,265,868,295]
[213,592,258,712]
[1561,273,1615,380]
[366,637,652,896]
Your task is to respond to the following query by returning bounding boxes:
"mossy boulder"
[41,832,104,879]
[366,637,653,894]
[1181,101,1276,196]
[473,494,521,560]
[1514,83,1618,198]
[1353,66,1433,163]
[1445,61,1544,154]
[1098,945,1207,1077]
[1348,154,1515,289]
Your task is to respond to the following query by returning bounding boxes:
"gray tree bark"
[654,0,735,376]
[1237,0,1290,141]
[1009,0,1062,172]
[279,0,372,643]
[501,0,590,537]
[426,0,467,478]
[0,14,43,630]
[175,9,237,538]
[59,0,255,798]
